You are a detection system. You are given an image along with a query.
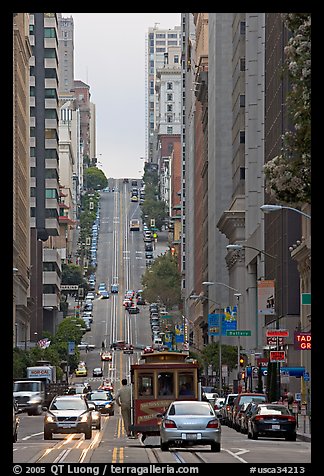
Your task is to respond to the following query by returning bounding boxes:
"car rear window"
[171,403,214,415]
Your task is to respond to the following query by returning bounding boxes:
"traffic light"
[170,246,175,256]
[241,370,246,380]
[239,355,245,367]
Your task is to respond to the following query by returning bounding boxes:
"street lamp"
[226,244,277,260]
[189,293,223,395]
[260,204,311,219]
[202,282,243,393]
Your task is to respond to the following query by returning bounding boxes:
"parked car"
[86,390,115,416]
[158,400,221,452]
[239,401,259,434]
[213,397,225,418]
[43,395,93,440]
[219,393,238,426]
[92,367,103,377]
[85,292,96,300]
[231,393,268,431]
[13,398,20,442]
[247,403,297,441]
[201,386,219,403]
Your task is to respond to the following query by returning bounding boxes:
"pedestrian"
[115,378,132,437]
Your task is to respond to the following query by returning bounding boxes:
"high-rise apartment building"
[145,24,181,163]
[29,13,61,341]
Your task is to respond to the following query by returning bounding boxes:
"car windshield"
[50,399,87,410]
[14,381,40,392]
[89,392,112,401]
[170,403,214,416]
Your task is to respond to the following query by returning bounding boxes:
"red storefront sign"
[266,329,289,337]
[294,332,311,350]
[270,351,286,362]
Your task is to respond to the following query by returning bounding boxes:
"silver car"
[158,400,221,452]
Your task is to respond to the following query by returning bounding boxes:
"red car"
[143,345,154,354]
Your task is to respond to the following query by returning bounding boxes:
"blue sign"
[175,324,184,343]
[208,309,237,336]
[303,371,310,381]
[246,366,305,377]
[68,341,75,355]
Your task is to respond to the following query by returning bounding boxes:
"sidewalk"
[296,414,311,442]
[153,230,169,257]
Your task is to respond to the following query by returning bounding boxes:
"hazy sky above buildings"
[63,13,181,179]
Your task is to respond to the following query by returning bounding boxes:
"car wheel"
[97,423,101,430]
[211,442,221,452]
[13,429,18,442]
[85,427,92,439]
[110,411,114,416]
[251,428,258,440]
[160,439,169,452]
[44,428,52,440]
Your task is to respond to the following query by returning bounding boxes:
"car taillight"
[254,416,264,421]
[164,419,177,428]
[207,419,220,428]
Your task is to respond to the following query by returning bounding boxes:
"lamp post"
[189,293,223,395]
[202,282,243,393]
[260,204,311,219]
[226,244,277,260]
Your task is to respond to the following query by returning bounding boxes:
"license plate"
[183,433,197,440]
[272,424,280,430]
[60,424,74,428]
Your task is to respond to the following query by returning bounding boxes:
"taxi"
[75,364,88,377]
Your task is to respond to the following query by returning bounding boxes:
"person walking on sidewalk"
[115,378,132,437]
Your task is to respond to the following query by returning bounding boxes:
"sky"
[62,13,181,179]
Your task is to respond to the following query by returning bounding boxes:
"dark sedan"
[247,403,297,441]
[86,390,115,416]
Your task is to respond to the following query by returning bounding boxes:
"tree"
[62,263,84,285]
[84,166,108,190]
[141,253,181,310]
[263,13,311,205]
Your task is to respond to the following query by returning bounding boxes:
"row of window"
[137,372,195,399]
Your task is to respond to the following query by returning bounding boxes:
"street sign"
[270,350,286,362]
[301,293,311,305]
[266,329,289,337]
[303,371,310,381]
[61,284,79,290]
[226,330,251,337]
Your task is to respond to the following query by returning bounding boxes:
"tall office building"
[13,13,32,348]
[145,24,181,163]
[57,14,74,93]
[29,13,61,341]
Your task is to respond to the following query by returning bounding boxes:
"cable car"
[130,351,200,438]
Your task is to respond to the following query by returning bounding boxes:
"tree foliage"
[141,253,181,310]
[84,166,108,190]
[62,263,85,285]
[263,13,311,205]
